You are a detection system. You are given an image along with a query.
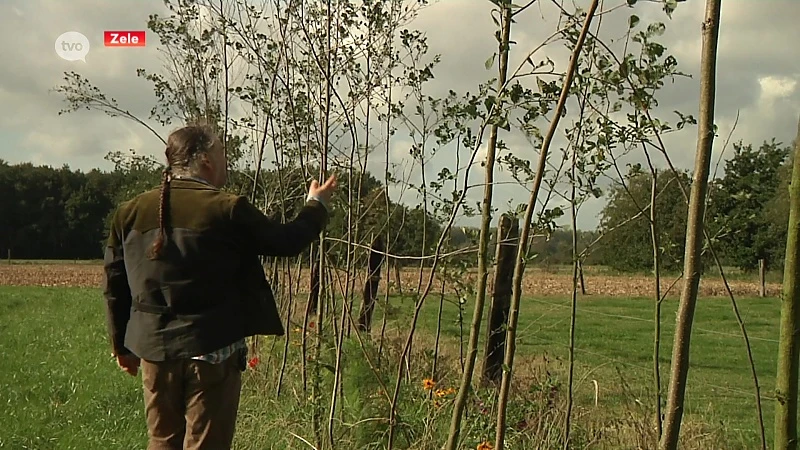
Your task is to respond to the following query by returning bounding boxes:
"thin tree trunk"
[627,63,764,450]
[302,254,319,391]
[431,265,447,397]
[714,249,768,450]
[459,291,465,372]
[219,0,230,157]
[564,137,580,449]
[651,168,664,440]
[775,115,800,450]
[494,2,599,448]
[329,262,347,450]
[314,2,333,445]
[444,3,511,447]
[378,26,394,367]
[660,1,721,448]
[277,256,303,397]
[406,135,430,381]
[351,20,374,338]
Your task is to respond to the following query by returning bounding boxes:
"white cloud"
[759,75,798,101]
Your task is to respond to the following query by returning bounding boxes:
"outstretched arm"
[231,198,328,257]
[232,175,337,257]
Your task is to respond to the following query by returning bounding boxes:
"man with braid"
[102,124,337,450]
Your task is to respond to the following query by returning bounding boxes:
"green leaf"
[648,22,667,37]
[484,96,496,112]
[628,14,640,29]
[485,53,497,70]
[498,115,510,131]
[619,62,628,79]
[664,0,678,17]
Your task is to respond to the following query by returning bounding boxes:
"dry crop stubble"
[0,263,781,298]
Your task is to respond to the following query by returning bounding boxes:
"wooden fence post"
[759,258,766,298]
[481,214,519,385]
[358,236,385,333]
[394,259,403,300]
[579,259,587,295]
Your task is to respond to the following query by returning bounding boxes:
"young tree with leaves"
[775,116,800,450]
[660,0,722,447]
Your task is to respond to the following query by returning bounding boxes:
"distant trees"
[528,229,601,268]
[0,159,120,259]
[594,139,791,273]
[0,160,440,263]
[3,138,791,271]
[709,140,791,271]
[595,166,691,272]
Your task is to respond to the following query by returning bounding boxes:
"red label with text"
[104,31,146,47]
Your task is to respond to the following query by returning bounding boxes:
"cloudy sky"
[1,0,798,229]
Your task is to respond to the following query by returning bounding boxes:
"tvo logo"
[55,31,90,62]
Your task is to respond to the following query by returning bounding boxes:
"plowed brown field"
[0,262,780,298]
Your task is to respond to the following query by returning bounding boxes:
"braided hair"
[147,124,218,260]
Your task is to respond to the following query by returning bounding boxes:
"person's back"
[103,124,337,450]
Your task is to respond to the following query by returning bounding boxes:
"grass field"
[0,282,787,449]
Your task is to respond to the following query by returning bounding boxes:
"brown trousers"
[141,355,242,450]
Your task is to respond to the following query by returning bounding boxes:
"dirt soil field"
[0,262,781,298]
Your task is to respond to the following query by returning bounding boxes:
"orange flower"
[308,321,316,329]
[435,387,456,397]
[248,357,259,369]
[422,378,436,390]
[476,442,493,450]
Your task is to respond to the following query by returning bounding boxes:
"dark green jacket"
[102,178,328,361]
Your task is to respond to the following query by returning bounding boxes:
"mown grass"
[0,287,146,449]
[0,285,787,449]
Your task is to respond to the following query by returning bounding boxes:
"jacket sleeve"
[230,196,329,257]
[103,208,133,356]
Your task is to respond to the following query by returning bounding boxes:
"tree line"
[2,136,789,274]
[594,139,791,274]
[0,154,444,264]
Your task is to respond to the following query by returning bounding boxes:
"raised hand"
[308,174,338,205]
